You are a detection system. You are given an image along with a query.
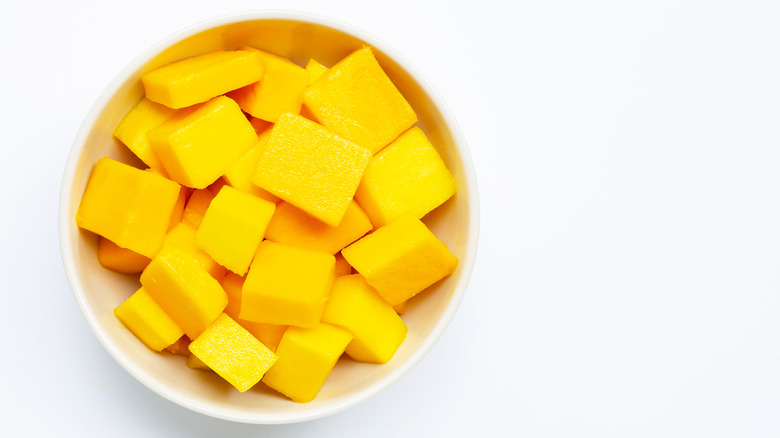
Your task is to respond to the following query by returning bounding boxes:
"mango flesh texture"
[303,47,417,153]
[161,223,226,280]
[140,246,228,339]
[147,95,257,189]
[222,129,279,204]
[221,273,288,352]
[251,113,372,226]
[334,252,353,277]
[141,49,264,109]
[304,59,328,85]
[355,126,457,227]
[97,237,151,275]
[264,200,372,255]
[241,240,335,327]
[227,48,309,123]
[113,287,184,352]
[195,185,276,275]
[262,323,353,403]
[76,157,180,258]
[189,313,277,392]
[181,188,214,230]
[321,275,408,364]
[342,215,458,306]
[113,98,176,171]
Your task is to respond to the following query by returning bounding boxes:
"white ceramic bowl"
[58,11,479,424]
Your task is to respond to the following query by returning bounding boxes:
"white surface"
[3,0,780,436]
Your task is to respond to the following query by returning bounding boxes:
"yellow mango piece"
[113,287,184,352]
[140,246,228,339]
[163,335,191,357]
[355,127,457,227]
[186,353,211,370]
[196,186,276,275]
[393,300,407,315]
[162,223,226,280]
[249,116,272,135]
[321,275,407,363]
[334,252,352,277]
[228,48,309,122]
[76,157,180,258]
[251,113,372,226]
[304,47,417,153]
[223,130,279,204]
[265,201,372,255]
[181,188,214,230]
[141,49,264,109]
[262,323,352,403]
[241,241,335,327]
[97,237,151,275]
[221,273,287,352]
[113,98,176,171]
[304,59,328,85]
[148,95,258,189]
[189,313,277,392]
[342,215,458,306]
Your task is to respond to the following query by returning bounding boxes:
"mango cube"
[221,273,287,352]
[322,275,408,363]
[262,323,352,403]
[162,223,226,280]
[189,313,277,392]
[113,287,184,352]
[181,188,214,230]
[241,241,335,327]
[97,237,151,275]
[76,157,180,258]
[227,48,309,122]
[148,95,257,189]
[355,127,457,226]
[140,246,228,339]
[113,98,176,171]
[222,130,279,204]
[141,49,264,109]
[342,215,458,306]
[303,47,417,153]
[304,59,328,85]
[251,113,372,226]
[334,252,352,277]
[196,186,276,275]
[265,201,372,255]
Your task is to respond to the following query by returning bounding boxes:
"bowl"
[58,11,479,424]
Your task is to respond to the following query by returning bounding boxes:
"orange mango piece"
[97,237,151,275]
[113,98,176,171]
[148,95,257,189]
[141,49,264,109]
[163,335,191,357]
[303,47,417,153]
[113,287,184,352]
[304,59,328,85]
[221,273,287,352]
[228,48,309,122]
[321,275,407,363]
[181,188,214,230]
[334,252,352,277]
[162,223,226,280]
[355,127,457,227]
[76,157,180,258]
[342,215,458,306]
[241,241,335,327]
[262,323,352,403]
[140,246,228,339]
[222,130,279,204]
[196,185,276,275]
[265,201,372,255]
[189,313,277,392]
[251,113,372,226]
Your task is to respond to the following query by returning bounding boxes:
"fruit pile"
[76,45,458,403]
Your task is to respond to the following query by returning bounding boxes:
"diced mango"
[206,177,230,196]
[168,184,191,231]
[393,300,407,315]
[222,130,279,204]
[342,215,458,306]
[97,237,151,275]
[148,95,257,189]
[189,313,277,392]
[163,335,191,357]
[303,47,417,153]
[141,49,265,109]
[113,98,176,171]
[265,201,372,255]
[162,223,226,280]
[186,353,211,370]
[334,252,352,277]
[196,185,276,275]
[221,272,287,352]
[304,59,328,85]
[140,246,228,339]
[241,241,335,327]
[76,157,180,258]
[262,323,352,403]
[249,116,272,135]
[355,127,457,226]
[228,48,309,122]
[322,275,407,363]
[113,287,184,352]
[181,188,214,230]
[251,113,372,226]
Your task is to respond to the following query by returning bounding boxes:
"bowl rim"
[58,9,480,424]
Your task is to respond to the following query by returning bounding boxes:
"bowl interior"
[60,12,478,424]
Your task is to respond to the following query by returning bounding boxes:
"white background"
[3,0,780,436]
